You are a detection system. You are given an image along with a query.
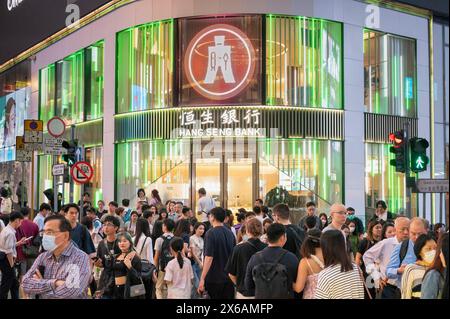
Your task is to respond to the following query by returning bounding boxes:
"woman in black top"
[113,232,143,299]
[355,220,383,299]
[174,219,191,256]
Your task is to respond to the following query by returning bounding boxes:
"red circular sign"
[70,161,94,184]
[184,24,256,100]
[47,116,66,138]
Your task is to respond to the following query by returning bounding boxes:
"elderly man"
[22,215,91,299]
[385,217,428,298]
[363,217,410,299]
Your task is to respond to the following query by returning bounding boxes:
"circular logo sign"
[184,24,256,100]
[70,161,94,184]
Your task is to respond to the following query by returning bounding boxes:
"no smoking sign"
[70,161,94,184]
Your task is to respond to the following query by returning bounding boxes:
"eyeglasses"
[43,230,62,236]
[332,211,347,215]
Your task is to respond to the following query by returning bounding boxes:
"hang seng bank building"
[1,0,448,224]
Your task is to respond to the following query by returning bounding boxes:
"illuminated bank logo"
[184,24,256,100]
[7,0,24,11]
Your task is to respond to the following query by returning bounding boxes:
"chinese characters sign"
[178,108,264,138]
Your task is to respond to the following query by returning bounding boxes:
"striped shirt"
[22,241,91,299]
[401,263,426,299]
[314,263,365,299]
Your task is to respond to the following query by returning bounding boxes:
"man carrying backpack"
[245,223,299,299]
[272,203,305,260]
[153,218,175,299]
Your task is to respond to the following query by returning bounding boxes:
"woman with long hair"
[173,218,191,255]
[149,189,162,206]
[133,218,154,299]
[315,230,364,299]
[164,237,194,299]
[113,232,143,299]
[293,229,324,298]
[421,232,448,299]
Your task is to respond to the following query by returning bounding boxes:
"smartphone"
[25,236,34,241]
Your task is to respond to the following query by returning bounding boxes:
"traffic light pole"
[69,125,75,203]
[404,122,412,218]
[53,155,58,213]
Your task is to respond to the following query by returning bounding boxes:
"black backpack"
[139,237,157,283]
[285,224,304,259]
[252,250,290,299]
[159,235,174,272]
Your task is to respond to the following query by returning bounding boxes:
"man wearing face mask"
[22,215,91,299]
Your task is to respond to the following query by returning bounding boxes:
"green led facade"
[365,143,418,215]
[363,30,417,117]
[266,15,343,108]
[39,64,56,125]
[38,40,105,125]
[116,19,174,113]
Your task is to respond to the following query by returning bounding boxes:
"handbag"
[129,279,146,298]
[139,237,157,283]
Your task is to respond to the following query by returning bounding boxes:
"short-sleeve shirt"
[204,225,236,284]
[189,235,204,262]
[154,233,174,252]
[164,257,194,299]
[33,214,46,231]
[0,224,17,258]
[225,238,266,296]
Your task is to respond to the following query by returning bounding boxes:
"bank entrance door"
[192,139,256,212]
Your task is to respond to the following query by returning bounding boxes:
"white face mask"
[349,226,356,233]
[423,250,436,264]
[42,234,58,252]
[242,235,249,241]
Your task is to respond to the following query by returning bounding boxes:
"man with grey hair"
[363,216,411,299]
[385,217,428,298]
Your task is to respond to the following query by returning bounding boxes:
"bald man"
[385,217,428,297]
[363,217,411,299]
[322,203,347,233]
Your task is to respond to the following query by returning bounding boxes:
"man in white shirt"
[363,216,410,298]
[197,188,215,223]
[0,212,27,299]
[33,203,52,231]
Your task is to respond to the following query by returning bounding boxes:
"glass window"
[364,30,417,117]
[117,20,174,113]
[39,41,104,125]
[56,50,84,125]
[116,140,190,205]
[259,139,342,213]
[365,143,418,217]
[266,15,342,108]
[39,64,55,124]
[38,155,53,206]
[85,42,104,120]
[85,147,103,204]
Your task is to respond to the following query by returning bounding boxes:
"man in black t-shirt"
[272,203,305,260]
[198,207,236,299]
[94,215,121,299]
[244,223,299,298]
[225,218,267,298]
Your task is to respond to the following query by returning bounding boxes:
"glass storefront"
[116,138,343,213]
[364,30,417,117]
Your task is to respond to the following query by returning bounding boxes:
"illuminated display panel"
[179,15,262,106]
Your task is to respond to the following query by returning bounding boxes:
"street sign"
[44,137,67,155]
[52,163,66,176]
[24,120,44,143]
[47,117,66,138]
[15,136,32,162]
[70,161,94,184]
[414,179,449,193]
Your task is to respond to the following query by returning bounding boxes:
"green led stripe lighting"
[117,19,174,113]
[38,40,105,124]
[266,15,342,109]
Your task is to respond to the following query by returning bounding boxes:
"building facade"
[0,0,448,224]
